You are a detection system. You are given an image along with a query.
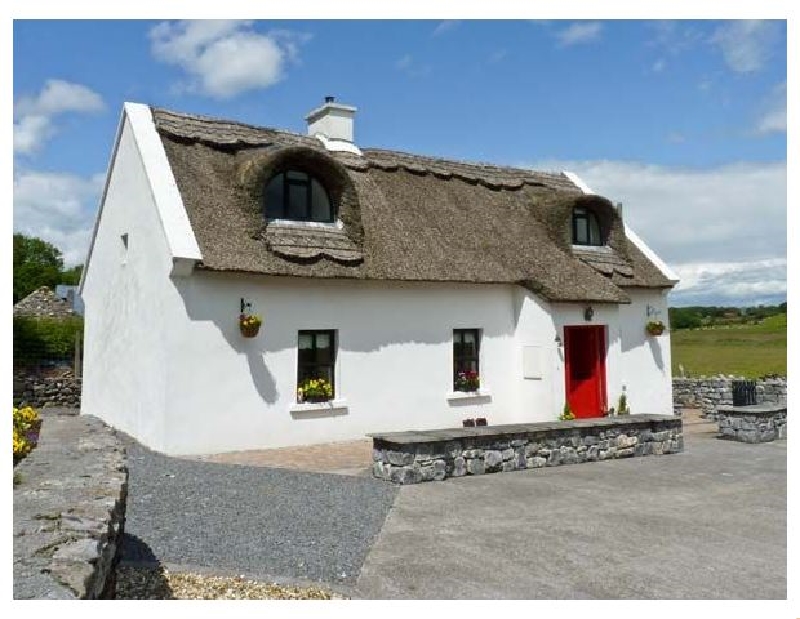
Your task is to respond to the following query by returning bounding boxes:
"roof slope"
[14,286,77,319]
[152,107,674,303]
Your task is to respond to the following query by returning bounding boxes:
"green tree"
[60,264,84,286]
[13,234,64,303]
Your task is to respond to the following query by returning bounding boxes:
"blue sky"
[13,19,788,306]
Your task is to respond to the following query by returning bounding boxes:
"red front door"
[564,325,607,418]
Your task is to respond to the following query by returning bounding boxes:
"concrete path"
[353,428,786,599]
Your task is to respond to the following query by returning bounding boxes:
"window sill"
[571,244,612,253]
[289,399,348,418]
[446,390,492,402]
[267,219,343,230]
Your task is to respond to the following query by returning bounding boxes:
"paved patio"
[189,438,374,476]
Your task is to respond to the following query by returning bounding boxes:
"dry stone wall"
[673,377,787,418]
[13,411,128,599]
[13,371,82,409]
[372,416,683,485]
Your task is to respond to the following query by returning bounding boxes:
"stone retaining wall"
[716,405,787,444]
[13,411,128,599]
[371,416,683,485]
[673,377,786,418]
[13,371,82,409]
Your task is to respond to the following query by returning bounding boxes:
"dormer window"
[263,170,335,223]
[572,207,602,246]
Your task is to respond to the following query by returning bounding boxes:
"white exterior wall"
[618,289,674,416]
[81,116,186,449]
[163,276,521,454]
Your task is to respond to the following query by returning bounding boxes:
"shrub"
[13,316,83,366]
[559,402,575,421]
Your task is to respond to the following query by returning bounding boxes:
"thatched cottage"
[80,99,678,455]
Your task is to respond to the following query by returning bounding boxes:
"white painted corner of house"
[563,169,679,284]
[124,102,203,271]
[79,107,127,295]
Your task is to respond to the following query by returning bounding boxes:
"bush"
[13,316,83,366]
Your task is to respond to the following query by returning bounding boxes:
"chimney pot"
[325,95,335,103]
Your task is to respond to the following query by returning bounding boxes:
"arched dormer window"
[263,170,335,223]
[572,207,603,246]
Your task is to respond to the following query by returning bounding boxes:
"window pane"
[589,214,601,245]
[315,333,333,363]
[575,218,588,244]
[288,184,307,219]
[310,179,332,222]
[298,333,313,349]
[286,170,308,181]
[315,332,331,350]
[264,174,284,219]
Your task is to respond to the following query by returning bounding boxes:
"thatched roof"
[152,107,674,303]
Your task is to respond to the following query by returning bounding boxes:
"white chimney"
[306,96,361,155]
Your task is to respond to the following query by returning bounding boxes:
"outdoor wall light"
[555,334,563,348]
[584,306,595,321]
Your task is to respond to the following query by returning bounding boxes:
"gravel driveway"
[120,436,397,587]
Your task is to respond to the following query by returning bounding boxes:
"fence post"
[74,331,82,378]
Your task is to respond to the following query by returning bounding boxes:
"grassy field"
[670,313,787,378]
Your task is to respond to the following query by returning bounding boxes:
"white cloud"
[149,20,310,99]
[651,59,666,73]
[13,80,104,154]
[13,171,105,266]
[394,54,431,77]
[556,22,603,47]
[432,20,459,37]
[710,20,780,74]
[754,82,786,135]
[528,159,786,306]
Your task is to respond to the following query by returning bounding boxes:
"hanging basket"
[645,322,665,336]
[239,322,261,338]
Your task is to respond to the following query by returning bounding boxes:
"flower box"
[454,370,480,393]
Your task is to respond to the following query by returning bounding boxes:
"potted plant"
[475,417,488,427]
[559,402,575,421]
[462,418,476,427]
[645,320,665,336]
[617,394,629,415]
[297,377,334,403]
[454,370,480,393]
[239,312,262,338]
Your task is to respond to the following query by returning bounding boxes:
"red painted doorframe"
[563,325,607,419]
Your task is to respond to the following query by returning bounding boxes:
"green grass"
[670,314,787,378]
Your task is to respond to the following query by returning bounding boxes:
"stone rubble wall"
[13,411,128,599]
[373,418,683,485]
[672,377,787,418]
[717,408,787,444]
[13,370,82,409]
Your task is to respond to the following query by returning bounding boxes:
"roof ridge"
[150,106,302,141]
[150,106,575,183]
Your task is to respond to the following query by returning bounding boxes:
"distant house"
[55,285,85,316]
[79,99,679,456]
